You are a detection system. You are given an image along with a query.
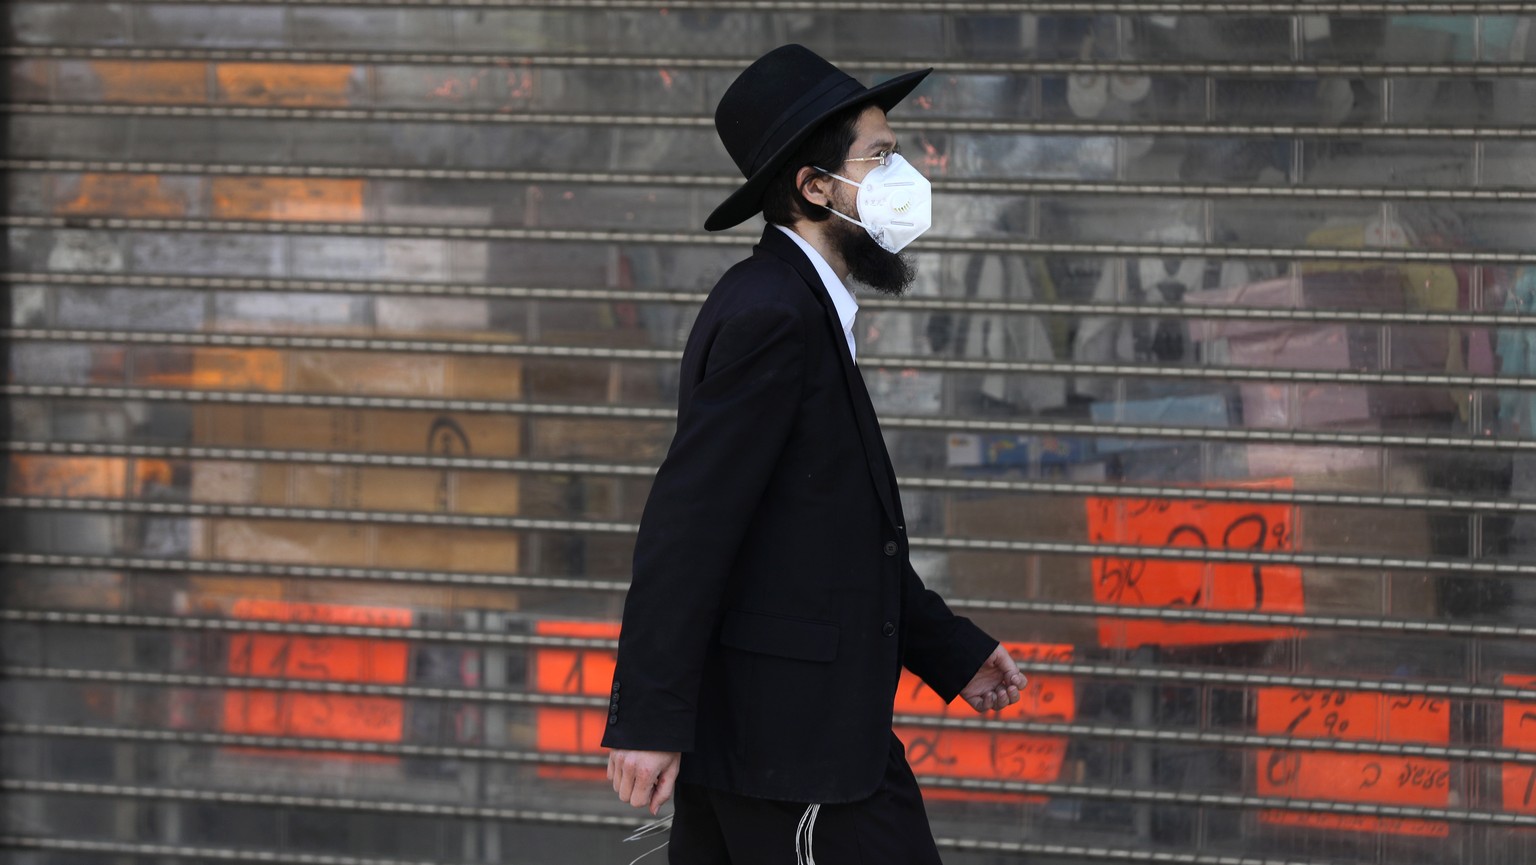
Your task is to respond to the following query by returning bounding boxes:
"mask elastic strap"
[812,167,862,189]
[822,205,872,232]
[809,166,870,231]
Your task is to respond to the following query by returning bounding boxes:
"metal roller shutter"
[5,3,1536,864]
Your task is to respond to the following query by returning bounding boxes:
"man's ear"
[796,166,833,209]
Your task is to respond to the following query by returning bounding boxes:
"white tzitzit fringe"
[623,813,673,865]
[794,803,822,865]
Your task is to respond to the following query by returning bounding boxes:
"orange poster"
[532,620,621,781]
[1256,687,1450,837]
[222,600,412,751]
[1501,674,1536,814]
[1087,482,1304,647]
[893,642,1075,803]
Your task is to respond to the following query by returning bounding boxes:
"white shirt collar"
[774,224,859,363]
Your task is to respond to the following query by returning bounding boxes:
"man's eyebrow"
[865,136,897,153]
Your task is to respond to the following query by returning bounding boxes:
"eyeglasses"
[843,147,899,168]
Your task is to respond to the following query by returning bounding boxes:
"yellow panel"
[279,465,445,512]
[192,406,346,450]
[288,352,449,397]
[136,348,286,391]
[189,407,524,459]
[452,471,520,516]
[211,177,365,223]
[215,63,355,107]
[56,174,190,218]
[8,455,128,498]
[447,356,524,400]
[375,412,523,458]
[375,526,519,574]
[205,519,374,567]
[91,60,208,104]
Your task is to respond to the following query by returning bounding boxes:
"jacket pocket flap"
[719,609,839,663]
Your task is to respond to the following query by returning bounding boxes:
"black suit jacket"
[601,226,996,803]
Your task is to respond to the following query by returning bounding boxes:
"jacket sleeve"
[898,558,998,704]
[601,301,806,753]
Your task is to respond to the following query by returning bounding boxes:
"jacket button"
[883,541,898,556]
[608,713,619,724]
[882,621,896,637]
[611,682,620,693]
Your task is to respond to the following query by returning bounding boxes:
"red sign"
[893,642,1075,803]
[1501,674,1536,814]
[1087,481,1304,647]
[532,620,621,781]
[222,600,412,752]
[1256,688,1449,837]
[1259,813,1450,838]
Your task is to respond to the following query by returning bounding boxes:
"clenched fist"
[608,748,682,816]
[959,643,1026,712]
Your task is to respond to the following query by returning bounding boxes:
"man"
[603,45,1025,864]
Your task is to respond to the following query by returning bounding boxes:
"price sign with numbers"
[892,643,1075,803]
[532,620,621,781]
[222,600,412,751]
[1086,480,1304,648]
[1500,674,1536,814]
[1256,687,1450,837]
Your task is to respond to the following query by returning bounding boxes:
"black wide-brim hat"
[705,45,931,231]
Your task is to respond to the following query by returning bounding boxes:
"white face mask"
[816,152,932,253]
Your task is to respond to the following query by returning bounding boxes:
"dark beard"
[830,214,915,296]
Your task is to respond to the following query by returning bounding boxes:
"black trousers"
[667,734,943,865]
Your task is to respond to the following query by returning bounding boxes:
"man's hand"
[959,644,1026,712]
[608,748,682,816]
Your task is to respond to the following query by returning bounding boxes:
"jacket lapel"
[756,227,901,529]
